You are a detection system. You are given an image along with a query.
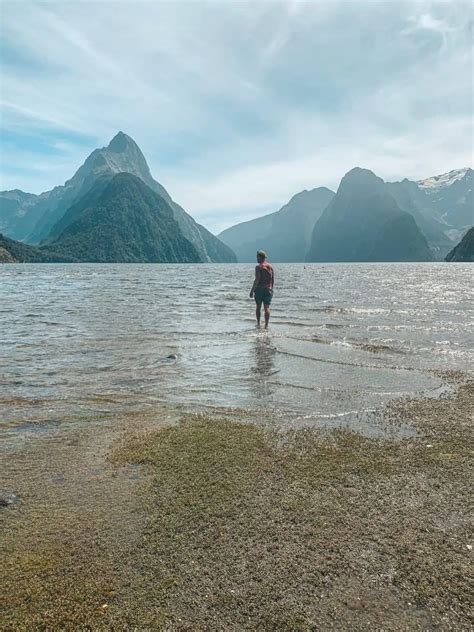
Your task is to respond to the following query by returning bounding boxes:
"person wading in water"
[249,250,274,329]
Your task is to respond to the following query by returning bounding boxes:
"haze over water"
[1,263,472,442]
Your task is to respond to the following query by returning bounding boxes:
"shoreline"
[1,374,472,629]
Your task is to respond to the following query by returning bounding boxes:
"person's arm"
[271,267,275,291]
[250,266,260,297]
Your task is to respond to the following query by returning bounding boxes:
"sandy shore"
[1,376,472,630]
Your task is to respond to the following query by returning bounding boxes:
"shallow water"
[1,263,472,439]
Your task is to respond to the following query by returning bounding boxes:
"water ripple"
[1,263,472,436]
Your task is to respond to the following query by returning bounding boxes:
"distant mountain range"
[219,166,472,262]
[218,187,335,262]
[0,132,236,263]
[1,133,472,263]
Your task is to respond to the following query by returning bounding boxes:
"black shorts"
[254,287,273,306]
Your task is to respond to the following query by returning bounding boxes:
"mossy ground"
[1,381,472,630]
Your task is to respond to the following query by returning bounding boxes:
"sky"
[1,0,473,233]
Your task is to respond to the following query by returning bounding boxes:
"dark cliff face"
[306,168,433,262]
[445,227,474,262]
[218,187,335,262]
[0,132,236,263]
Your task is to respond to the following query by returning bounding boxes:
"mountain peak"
[343,167,380,182]
[287,186,335,205]
[307,167,433,262]
[107,131,138,153]
[338,167,385,195]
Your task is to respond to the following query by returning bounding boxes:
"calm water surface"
[1,263,472,439]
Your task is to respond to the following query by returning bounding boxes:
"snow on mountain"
[417,168,470,192]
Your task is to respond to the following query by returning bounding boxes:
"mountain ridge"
[1,144,471,263]
[417,168,471,192]
[418,168,472,231]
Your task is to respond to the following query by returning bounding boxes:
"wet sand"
[1,375,472,630]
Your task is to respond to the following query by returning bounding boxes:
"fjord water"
[1,263,472,439]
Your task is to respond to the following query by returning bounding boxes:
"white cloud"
[167,112,473,233]
[1,0,472,233]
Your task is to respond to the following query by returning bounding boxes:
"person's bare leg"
[264,305,270,329]
[256,303,261,326]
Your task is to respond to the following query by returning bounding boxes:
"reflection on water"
[251,334,277,401]
[0,263,472,438]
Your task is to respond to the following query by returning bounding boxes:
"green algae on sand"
[1,381,472,630]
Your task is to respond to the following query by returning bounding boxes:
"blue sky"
[1,0,472,233]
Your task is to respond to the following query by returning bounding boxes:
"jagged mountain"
[445,227,474,262]
[417,168,473,231]
[0,132,236,262]
[218,187,335,262]
[27,131,162,243]
[0,174,203,263]
[306,168,433,262]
